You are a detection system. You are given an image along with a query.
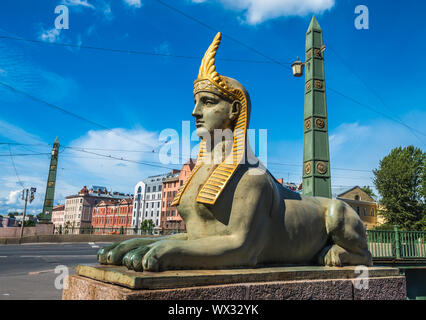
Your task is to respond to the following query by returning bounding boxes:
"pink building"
[160,159,195,234]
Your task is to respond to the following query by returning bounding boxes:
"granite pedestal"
[62,264,406,300]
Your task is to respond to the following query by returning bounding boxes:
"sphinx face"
[192,91,236,138]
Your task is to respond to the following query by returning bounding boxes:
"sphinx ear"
[229,100,241,121]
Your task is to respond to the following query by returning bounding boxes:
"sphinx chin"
[195,127,212,139]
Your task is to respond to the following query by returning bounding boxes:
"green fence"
[367,226,426,260]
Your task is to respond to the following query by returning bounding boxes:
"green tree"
[8,211,19,217]
[373,146,425,230]
[24,220,36,227]
[140,219,155,235]
[361,186,376,198]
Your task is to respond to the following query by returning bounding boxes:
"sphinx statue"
[97,32,372,271]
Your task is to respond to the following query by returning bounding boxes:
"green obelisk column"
[41,137,59,222]
[302,16,331,198]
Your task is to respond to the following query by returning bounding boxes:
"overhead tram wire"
[1,142,376,174]
[328,46,426,144]
[2,22,421,140]
[1,9,423,141]
[0,80,110,131]
[0,34,289,65]
[7,144,25,188]
[154,0,294,70]
[0,80,173,154]
[154,0,426,143]
[62,148,179,171]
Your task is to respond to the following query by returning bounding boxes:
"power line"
[1,141,377,174]
[0,152,50,156]
[7,144,24,188]
[154,0,294,70]
[0,80,110,131]
[0,81,169,154]
[70,148,179,171]
[328,46,425,142]
[154,0,425,143]
[0,34,289,65]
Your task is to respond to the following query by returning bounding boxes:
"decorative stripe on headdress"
[171,32,248,206]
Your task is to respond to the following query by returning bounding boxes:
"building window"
[147,187,150,193]
[356,207,360,215]
[153,186,156,192]
[355,195,360,201]
[159,185,162,191]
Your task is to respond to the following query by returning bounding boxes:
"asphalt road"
[0,242,112,300]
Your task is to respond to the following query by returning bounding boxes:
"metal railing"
[367,226,426,260]
[53,225,185,236]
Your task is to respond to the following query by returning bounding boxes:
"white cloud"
[101,2,114,20]
[192,0,335,24]
[38,28,62,43]
[62,0,95,9]
[266,110,426,193]
[63,127,173,191]
[123,0,142,8]
[329,122,370,153]
[6,190,21,205]
[60,0,113,20]
[0,122,172,214]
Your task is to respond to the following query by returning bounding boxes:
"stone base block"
[63,265,406,300]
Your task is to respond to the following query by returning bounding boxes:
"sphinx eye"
[202,97,216,105]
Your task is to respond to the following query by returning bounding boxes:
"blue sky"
[0,0,425,214]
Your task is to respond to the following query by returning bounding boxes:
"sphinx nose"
[192,102,202,119]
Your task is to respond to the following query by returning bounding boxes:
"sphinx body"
[97,33,372,271]
[98,160,372,271]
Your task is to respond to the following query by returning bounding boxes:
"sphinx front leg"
[97,233,188,265]
[141,235,258,272]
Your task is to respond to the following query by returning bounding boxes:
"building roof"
[95,198,133,207]
[66,186,130,200]
[335,186,376,203]
[331,186,354,199]
[164,176,179,183]
[52,204,65,211]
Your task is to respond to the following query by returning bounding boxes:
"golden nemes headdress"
[171,32,249,206]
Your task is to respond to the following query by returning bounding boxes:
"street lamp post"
[19,187,36,239]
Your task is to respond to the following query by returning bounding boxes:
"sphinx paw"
[323,245,345,267]
[142,249,161,272]
[122,246,151,271]
[97,242,120,264]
